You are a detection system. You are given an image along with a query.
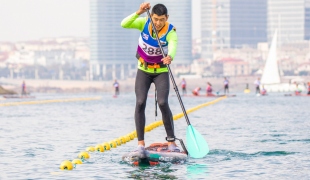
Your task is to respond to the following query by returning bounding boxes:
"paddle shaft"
[155,88,157,118]
[146,10,191,126]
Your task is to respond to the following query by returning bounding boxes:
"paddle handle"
[146,9,191,126]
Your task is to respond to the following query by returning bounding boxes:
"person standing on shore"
[121,2,179,157]
[21,81,27,96]
[254,78,261,94]
[180,78,186,95]
[113,80,120,96]
[223,77,229,95]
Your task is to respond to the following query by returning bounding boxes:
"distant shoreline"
[1,76,309,94]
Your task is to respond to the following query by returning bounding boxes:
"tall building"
[305,0,310,40]
[230,0,267,48]
[90,0,143,80]
[201,0,267,59]
[146,0,192,64]
[267,0,306,45]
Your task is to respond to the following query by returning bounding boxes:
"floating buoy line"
[0,96,102,107]
[58,96,227,170]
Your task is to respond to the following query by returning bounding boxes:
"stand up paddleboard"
[284,94,310,97]
[122,143,187,166]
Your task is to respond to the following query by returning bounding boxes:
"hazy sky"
[0,0,201,42]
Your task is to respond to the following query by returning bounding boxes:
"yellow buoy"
[244,89,251,93]
[95,144,104,152]
[60,160,74,170]
[149,123,156,128]
[109,141,117,148]
[120,136,126,144]
[148,125,153,131]
[102,142,111,150]
[115,138,122,146]
[132,132,137,138]
[78,151,90,159]
[155,121,161,127]
[86,146,95,152]
[145,126,151,132]
[125,135,131,141]
[72,159,83,165]
[125,136,130,142]
[128,134,134,140]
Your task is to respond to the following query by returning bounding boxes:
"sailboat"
[260,30,305,92]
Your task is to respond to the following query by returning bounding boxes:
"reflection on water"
[0,93,310,179]
[127,163,178,179]
[187,163,208,179]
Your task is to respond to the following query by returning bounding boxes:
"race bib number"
[138,36,168,56]
[141,43,162,56]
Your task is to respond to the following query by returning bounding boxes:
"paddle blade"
[186,125,209,158]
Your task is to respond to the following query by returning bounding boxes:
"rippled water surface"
[0,92,310,179]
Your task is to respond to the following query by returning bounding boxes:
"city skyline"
[0,0,201,42]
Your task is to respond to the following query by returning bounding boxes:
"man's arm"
[121,12,146,31]
[166,30,178,60]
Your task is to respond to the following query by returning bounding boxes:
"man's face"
[151,14,168,31]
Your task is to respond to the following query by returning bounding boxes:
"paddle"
[146,9,209,158]
[216,89,222,95]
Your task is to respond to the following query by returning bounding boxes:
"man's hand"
[136,2,151,15]
[161,55,172,65]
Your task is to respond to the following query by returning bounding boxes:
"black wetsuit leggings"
[224,85,229,94]
[135,69,175,141]
[256,86,260,94]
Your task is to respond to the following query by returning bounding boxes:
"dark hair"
[151,4,168,16]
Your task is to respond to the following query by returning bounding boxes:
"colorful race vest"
[181,80,186,88]
[254,80,260,87]
[137,18,174,64]
[207,86,212,93]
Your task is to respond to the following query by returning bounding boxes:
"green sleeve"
[166,30,178,60]
[121,12,146,31]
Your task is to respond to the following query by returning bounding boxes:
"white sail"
[259,30,305,92]
[261,30,281,84]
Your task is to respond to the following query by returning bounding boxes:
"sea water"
[0,93,309,179]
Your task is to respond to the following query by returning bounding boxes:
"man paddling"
[113,80,120,96]
[223,77,229,95]
[21,81,27,96]
[121,2,179,158]
[254,78,261,94]
[180,78,187,95]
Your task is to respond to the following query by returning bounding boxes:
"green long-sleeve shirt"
[121,12,178,73]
